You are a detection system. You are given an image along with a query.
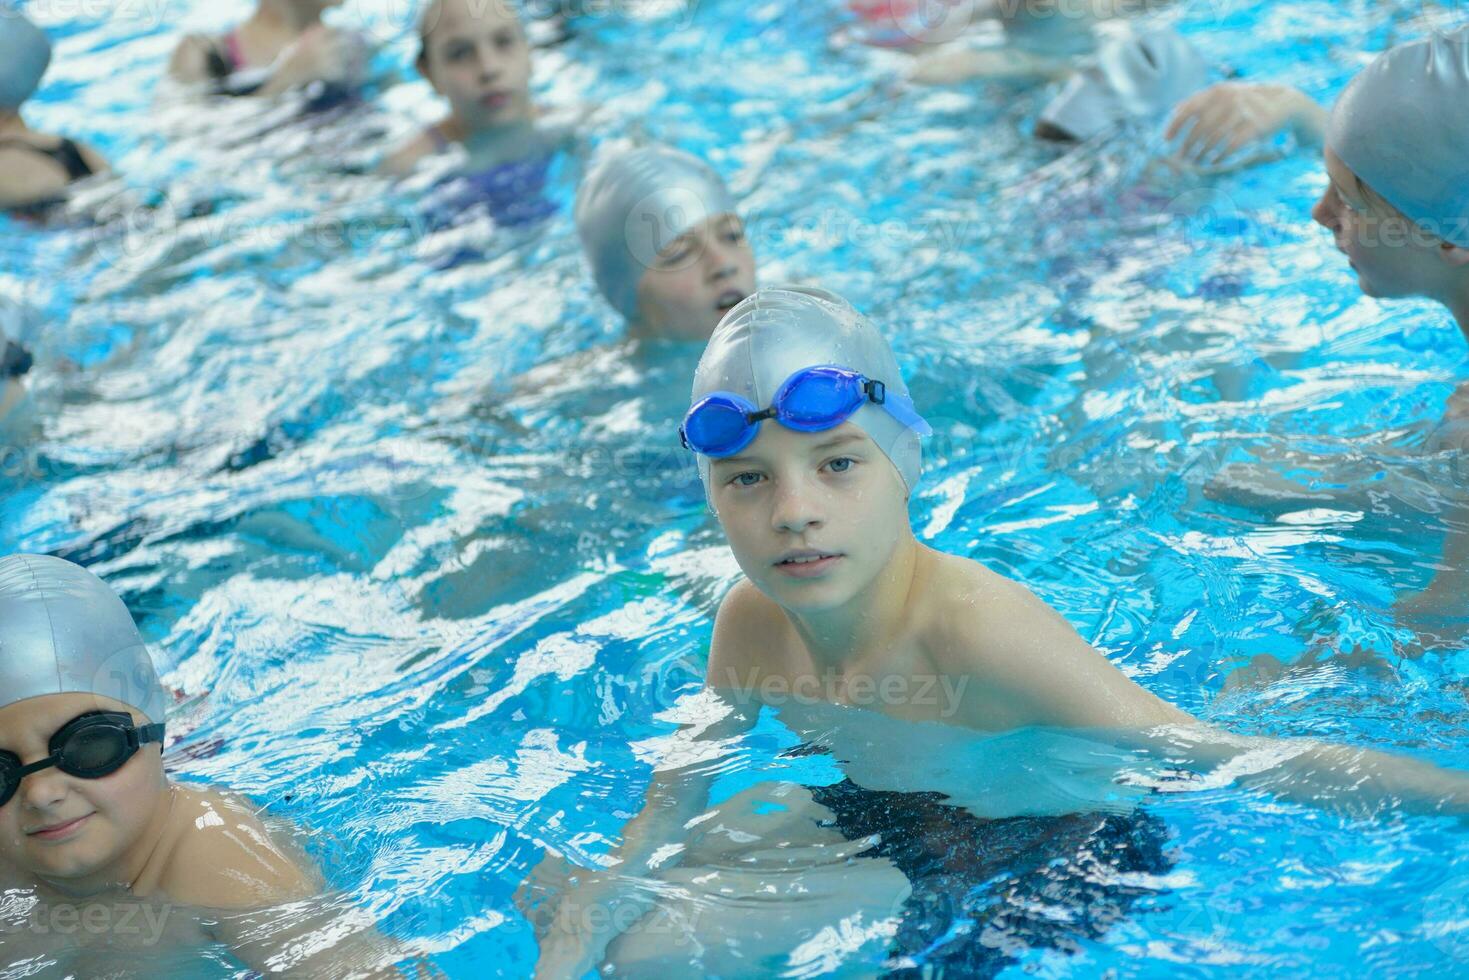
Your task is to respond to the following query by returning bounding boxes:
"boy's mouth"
[774,550,844,579]
[27,812,94,842]
[714,289,747,316]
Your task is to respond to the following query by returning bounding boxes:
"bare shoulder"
[706,578,787,689]
[168,33,218,83]
[918,550,1065,664]
[161,787,319,910]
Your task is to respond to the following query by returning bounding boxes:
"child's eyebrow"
[810,433,867,452]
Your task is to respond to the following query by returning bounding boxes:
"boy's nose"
[772,480,824,533]
[1310,187,1338,232]
[20,770,69,811]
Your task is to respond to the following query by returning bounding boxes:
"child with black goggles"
[0,554,435,977]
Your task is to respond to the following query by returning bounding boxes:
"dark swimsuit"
[0,137,95,182]
[806,778,1172,978]
[0,137,96,218]
[204,29,356,112]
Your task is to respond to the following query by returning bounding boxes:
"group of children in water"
[4,0,1469,975]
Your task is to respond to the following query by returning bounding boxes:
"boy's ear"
[1440,242,1469,269]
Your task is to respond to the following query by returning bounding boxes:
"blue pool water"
[3,0,1469,976]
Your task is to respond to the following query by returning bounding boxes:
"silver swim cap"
[1327,26,1469,249]
[0,9,51,111]
[575,145,739,323]
[1039,26,1209,141]
[689,285,926,509]
[0,555,169,724]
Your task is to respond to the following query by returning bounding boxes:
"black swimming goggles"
[0,711,166,808]
[2,341,32,380]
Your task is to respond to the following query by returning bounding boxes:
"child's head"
[1036,26,1208,143]
[0,555,171,885]
[576,145,757,341]
[1315,27,1469,307]
[0,10,51,115]
[416,0,532,133]
[683,287,931,613]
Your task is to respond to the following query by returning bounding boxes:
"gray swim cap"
[0,9,51,112]
[689,285,926,509]
[1039,26,1209,141]
[575,145,739,323]
[1327,26,1469,248]
[0,555,169,724]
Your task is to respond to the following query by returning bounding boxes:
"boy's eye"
[729,472,763,488]
[494,31,517,49]
[445,43,472,62]
[826,457,855,474]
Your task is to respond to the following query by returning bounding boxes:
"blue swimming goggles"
[680,365,932,458]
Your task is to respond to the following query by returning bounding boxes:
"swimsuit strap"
[49,138,94,181]
[206,29,246,81]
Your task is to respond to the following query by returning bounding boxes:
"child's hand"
[1166,82,1319,166]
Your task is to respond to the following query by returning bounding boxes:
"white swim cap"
[0,8,51,112]
[0,555,170,724]
[575,145,739,323]
[1327,26,1469,248]
[689,285,927,510]
[1039,26,1209,141]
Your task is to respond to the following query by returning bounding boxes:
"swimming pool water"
[3,0,1469,976]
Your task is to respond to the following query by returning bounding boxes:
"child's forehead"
[723,420,875,462]
[429,0,522,36]
[0,692,131,747]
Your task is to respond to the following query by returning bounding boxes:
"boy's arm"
[524,585,764,978]
[962,574,1469,818]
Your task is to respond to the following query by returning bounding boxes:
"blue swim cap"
[0,555,170,724]
[1328,26,1469,248]
[0,8,51,112]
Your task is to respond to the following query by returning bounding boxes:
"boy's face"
[1311,148,1443,301]
[635,213,757,341]
[0,693,166,885]
[709,421,910,613]
[421,0,533,132]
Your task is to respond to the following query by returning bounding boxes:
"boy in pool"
[381,0,537,177]
[0,554,422,976]
[0,11,107,212]
[529,285,1469,976]
[168,0,366,100]
[1201,28,1469,640]
[575,145,757,341]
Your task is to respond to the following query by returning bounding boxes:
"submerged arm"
[967,573,1469,819]
[522,689,758,978]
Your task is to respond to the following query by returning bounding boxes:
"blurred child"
[0,10,106,212]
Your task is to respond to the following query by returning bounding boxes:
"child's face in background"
[1311,148,1449,302]
[0,693,167,889]
[635,214,757,341]
[710,421,911,615]
[420,0,533,132]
